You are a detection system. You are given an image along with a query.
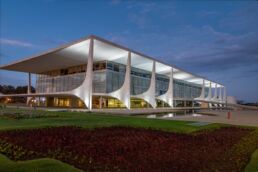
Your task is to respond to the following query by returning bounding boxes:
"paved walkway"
[165,110,258,127]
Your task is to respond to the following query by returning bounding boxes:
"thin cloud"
[127,1,175,29]
[110,0,121,5]
[0,38,33,47]
[198,10,218,17]
[170,36,258,74]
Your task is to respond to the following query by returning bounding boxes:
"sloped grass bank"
[0,126,257,172]
[245,149,258,172]
[0,153,81,172]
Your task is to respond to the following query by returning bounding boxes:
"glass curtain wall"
[36,65,86,93]
[131,68,151,95]
[36,60,204,108]
[92,61,125,93]
[173,79,202,99]
[156,75,169,96]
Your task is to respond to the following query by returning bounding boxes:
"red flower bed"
[0,126,257,172]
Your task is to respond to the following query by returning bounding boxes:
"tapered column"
[219,86,222,102]
[72,38,94,110]
[168,68,173,107]
[157,68,173,107]
[223,86,227,103]
[86,38,94,110]
[212,84,217,101]
[214,84,217,99]
[134,61,156,108]
[123,52,131,109]
[109,52,131,109]
[200,79,205,99]
[206,81,212,101]
[194,79,205,101]
[149,61,156,108]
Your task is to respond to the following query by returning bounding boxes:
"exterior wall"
[36,73,85,93]
[29,37,225,110]
[35,60,205,109]
[173,80,202,99]
[28,96,85,108]
[103,61,202,100]
[36,61,203,98]
[36,64,86,93]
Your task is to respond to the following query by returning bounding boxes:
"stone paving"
[166,110,258,127]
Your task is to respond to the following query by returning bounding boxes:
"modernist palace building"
[0,35,226,110]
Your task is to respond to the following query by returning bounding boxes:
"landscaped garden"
[0,108,257,171]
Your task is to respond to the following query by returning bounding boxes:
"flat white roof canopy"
[0,35,223,87]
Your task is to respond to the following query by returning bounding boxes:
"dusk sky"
[0,0,258,102]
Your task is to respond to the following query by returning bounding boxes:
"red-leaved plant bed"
[0,126,257,172]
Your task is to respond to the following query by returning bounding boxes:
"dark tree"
[0,85,35,103]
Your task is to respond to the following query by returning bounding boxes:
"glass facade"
[35,60,204,108]
[31,96,85,108]
[92,96,126,109]
[131,68,151,95]
[156,75,169,96]
[93,61,171,96]
[36,72,85,93]
[36,64,86,93]
[173,80,202,99]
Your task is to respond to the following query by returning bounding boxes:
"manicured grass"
[0,109,222,133]
[245,149,258,172]
[0,153,80,172]
[0,108,257,171]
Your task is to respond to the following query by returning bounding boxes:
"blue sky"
[0,0,258,102]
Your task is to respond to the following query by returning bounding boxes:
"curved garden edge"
[245,148,258,172]
[0,153,81,172]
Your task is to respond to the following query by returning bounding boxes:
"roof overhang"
[0,35,223,87]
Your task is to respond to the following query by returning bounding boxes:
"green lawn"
[245,149,258,172]
[0,108,257,171]
[0,153,80,172]
[0,109,221,133]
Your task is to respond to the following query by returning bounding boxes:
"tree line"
[0,85,35,94]
[0,85,36,103]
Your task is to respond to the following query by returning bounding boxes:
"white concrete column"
[223,86,227,103]
[122,52,131,109]
[109,52,131,109]
[168,68,173,107]
[200,79,205,99]
[212,83,217,101]
[71,38,94,110]
[156,68,173,107]
[149,61,157,108]
[219,86,222,102]
[134,61,156,108]
[206,81,212,101]
[86,38,94,110]
[215,84,217,99]
[194,79,205,101]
